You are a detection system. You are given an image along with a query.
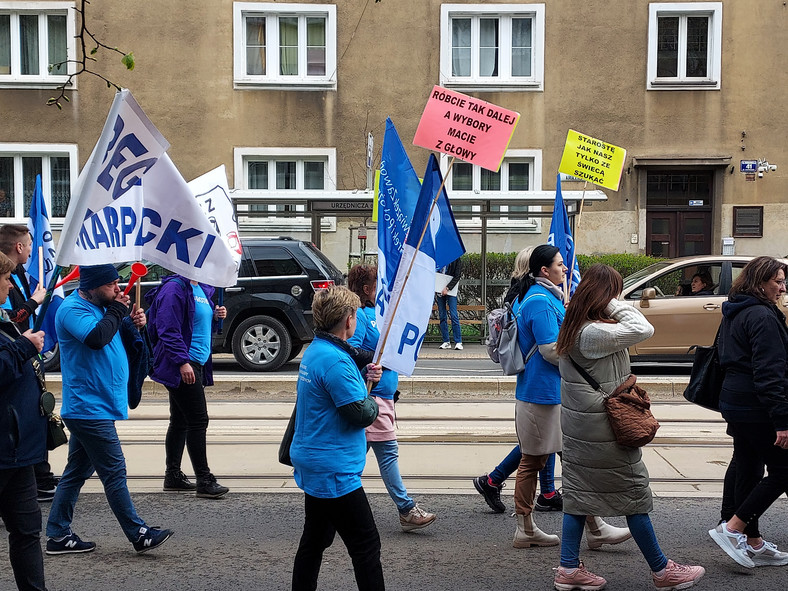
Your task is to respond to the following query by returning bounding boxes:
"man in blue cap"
[45,264,173,555]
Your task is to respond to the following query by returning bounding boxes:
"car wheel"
[42,344,60,373]
[232,315,292,372]
[287,343,303,362]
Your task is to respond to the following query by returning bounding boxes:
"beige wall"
[3,0,786,265]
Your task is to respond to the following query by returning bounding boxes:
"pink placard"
[413,86,520,172]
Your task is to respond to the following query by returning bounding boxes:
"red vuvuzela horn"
[54,266,80,290]
[123,262,148,296]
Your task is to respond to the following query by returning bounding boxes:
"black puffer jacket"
[0,316,47,469]
[719,294,788,430]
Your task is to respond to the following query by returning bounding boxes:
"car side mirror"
[640,287,657,308]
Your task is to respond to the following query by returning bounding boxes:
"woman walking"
[709,255,788,568]
[290,285,385,591]
[347,264,436,531]
[553,264,705,590]
[510,246,629,550]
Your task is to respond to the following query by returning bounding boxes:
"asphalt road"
[5,494,782,591]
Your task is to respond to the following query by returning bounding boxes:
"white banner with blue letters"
[56,89,239,287]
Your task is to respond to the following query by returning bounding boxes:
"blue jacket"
[0,315,47,469]
[146,275,215,389]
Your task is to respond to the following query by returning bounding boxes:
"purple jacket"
[146,275,215,389]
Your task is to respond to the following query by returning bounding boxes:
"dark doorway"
[646,171,713,257]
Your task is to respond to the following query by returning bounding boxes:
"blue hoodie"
[719,294,788,429]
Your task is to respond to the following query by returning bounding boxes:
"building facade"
[1,0,786,268]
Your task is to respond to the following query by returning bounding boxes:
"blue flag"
[375,154,465,376]
[375,118,422,326]
[26,175,64,352]
[548,173,580,297]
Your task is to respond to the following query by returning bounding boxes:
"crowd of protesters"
[2,222,788,591]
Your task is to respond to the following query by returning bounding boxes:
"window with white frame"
[234,147,335,219]
[233,2,336,89]
[0,144,77,221]
[441,150,542,231]
[440,4,544,91]
[647,3,722,90]
[0,2,75,87]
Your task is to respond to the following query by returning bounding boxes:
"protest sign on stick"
[558,130,627,192]
[413,86,520,172]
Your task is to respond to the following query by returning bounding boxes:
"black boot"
[196,474,229,499]
[163,470,197,492]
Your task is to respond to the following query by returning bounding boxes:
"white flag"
[56,90,239,287]
[187,165,243,273]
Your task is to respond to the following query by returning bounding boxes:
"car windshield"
[622,261,673,290]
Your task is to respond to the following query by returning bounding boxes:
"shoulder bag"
[568,356,660,448]
[278,405,296,467]
[683,323,723,411]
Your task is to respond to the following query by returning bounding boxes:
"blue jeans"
[489,446,556,494]
[560,513,667,572]
[367,440,415,513]
[436,294,461,343]
[0,465,46,591]
[47,419,146,543]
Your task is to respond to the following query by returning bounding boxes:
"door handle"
[703,303,720,310]
[225,286,245,293]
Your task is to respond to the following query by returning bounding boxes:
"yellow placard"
[558,130,626,191]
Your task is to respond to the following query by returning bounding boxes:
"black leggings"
[292,487,384,591]
[165,362,211,480]
[726,421,788,538]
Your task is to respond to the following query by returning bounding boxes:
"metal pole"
[480,200,488,343]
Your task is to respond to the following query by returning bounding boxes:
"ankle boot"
[513,513,559,548]
[585,516,632,549]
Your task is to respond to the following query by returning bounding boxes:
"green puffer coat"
[558,301,655,517]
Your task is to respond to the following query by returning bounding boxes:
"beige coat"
[559,299,655,517]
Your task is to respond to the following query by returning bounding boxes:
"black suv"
[48,237,345,372]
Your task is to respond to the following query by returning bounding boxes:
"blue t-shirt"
[188,284,213,365]
[512,284,565,405]
[347,306,398,399]
[290,336,369,498]
[55,291,129,420]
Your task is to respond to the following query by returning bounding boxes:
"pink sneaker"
[554,562,607,591]
[652,559,705,590]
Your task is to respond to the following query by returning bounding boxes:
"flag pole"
[216,288,225,335]
[370,157,456,391]
[577,180,588,224]
[32,266,62,332]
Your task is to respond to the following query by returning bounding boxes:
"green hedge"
[458,252,664,309]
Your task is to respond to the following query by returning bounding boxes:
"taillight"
[310,280,335,292]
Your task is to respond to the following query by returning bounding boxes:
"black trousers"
[727,421,788,538]
[165,362,211,480]
[292,487,384,591]
[0,465,47,591]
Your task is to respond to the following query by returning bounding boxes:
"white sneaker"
[748,540,788,566]
[439,342,451,349]
[455,342,463,350]
[709,522,755,568]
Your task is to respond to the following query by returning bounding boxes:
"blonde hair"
[511,246,534,279]
[312,285,361,332]
[0,251,15,275]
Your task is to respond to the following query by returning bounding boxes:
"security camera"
[770,164,778,172]
[758,166,766,173]
[758,171,764,178]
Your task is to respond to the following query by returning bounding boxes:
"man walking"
[45,264,173,555]
[0,224,58,502]
[436,257,463,350]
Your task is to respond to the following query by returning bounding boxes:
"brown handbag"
[569,357,660,448]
